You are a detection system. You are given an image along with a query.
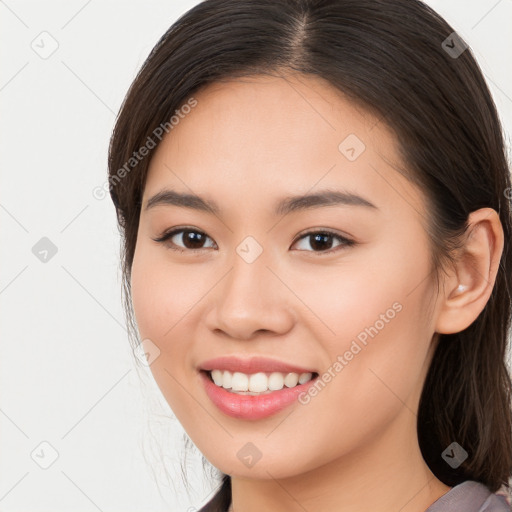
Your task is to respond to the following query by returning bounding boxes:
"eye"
[291,229,356,255]
[152,227,216,253]
[152,227,356,255]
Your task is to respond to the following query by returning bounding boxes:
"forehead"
[165,73,384,159]
[143,73,426,223]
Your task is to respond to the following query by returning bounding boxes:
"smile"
[200,369,319,420]
[209,369,316,394]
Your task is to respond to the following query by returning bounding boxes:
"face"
[130,73,443,479]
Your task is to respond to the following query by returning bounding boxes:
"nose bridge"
[222,238,275,314]
[207,236,294,339]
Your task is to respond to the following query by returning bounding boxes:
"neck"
[229,409,451,512]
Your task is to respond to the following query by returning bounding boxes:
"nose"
[204,252,296,341]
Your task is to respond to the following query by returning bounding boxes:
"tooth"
[210,369,314,391]
[284,372,299,387]
[268,372,284,391]
[231,372,249,391]
[222,370,232,389]
[248,372,268,392]
[211,369,223,386]
[298,372,312,384]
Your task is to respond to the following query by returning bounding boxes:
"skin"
[130,73,504,512]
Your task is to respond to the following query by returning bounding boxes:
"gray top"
[215,480,510,512]
[425,481,510,512]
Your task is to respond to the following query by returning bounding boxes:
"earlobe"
[435,208,504,335]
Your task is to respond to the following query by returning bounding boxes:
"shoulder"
[425,481,510,512]
[479,491,511,512]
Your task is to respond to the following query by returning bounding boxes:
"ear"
[435,207,504,335]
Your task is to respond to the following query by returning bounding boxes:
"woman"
[107,0,512,510]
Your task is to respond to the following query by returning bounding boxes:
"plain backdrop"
[1,1,511,511]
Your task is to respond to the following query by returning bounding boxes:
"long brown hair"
[107,1,512,509]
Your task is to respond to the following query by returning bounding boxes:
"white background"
[1,1,511,511]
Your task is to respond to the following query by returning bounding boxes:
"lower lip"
[199,370,318,420]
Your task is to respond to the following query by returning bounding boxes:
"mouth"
[199,368,320,420]
[201,369,319,395]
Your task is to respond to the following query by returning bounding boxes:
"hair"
[107,0,512,510]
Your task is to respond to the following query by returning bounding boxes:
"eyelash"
[152,226,356,256]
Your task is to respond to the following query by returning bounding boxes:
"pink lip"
[198,355,317,375]
[199,370,318,420]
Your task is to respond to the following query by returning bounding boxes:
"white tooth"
[211,369,312,392]
[231,372,249,391]
[248,372,268,392]
[222,370,232,389]
[284,372,299,387]
[211,370,223,386]
[298,372,313,384]
[268,372,284,391]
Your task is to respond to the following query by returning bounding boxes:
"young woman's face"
[131,74,443,479]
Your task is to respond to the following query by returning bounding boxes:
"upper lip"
[198,356,318,375]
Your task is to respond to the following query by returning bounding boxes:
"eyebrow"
[144,188,378,217]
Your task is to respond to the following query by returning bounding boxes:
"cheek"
[296,241,434,416]
[289,295,434,474]
[130,242,201,342]
[130,246,201,418]
[326,302,431,406]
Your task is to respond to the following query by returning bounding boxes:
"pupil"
[311,233,332,251]
[184,230,204,249]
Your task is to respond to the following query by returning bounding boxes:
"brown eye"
[152,228,216,252]
[153,227,356,255]
[291,230,356,255]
